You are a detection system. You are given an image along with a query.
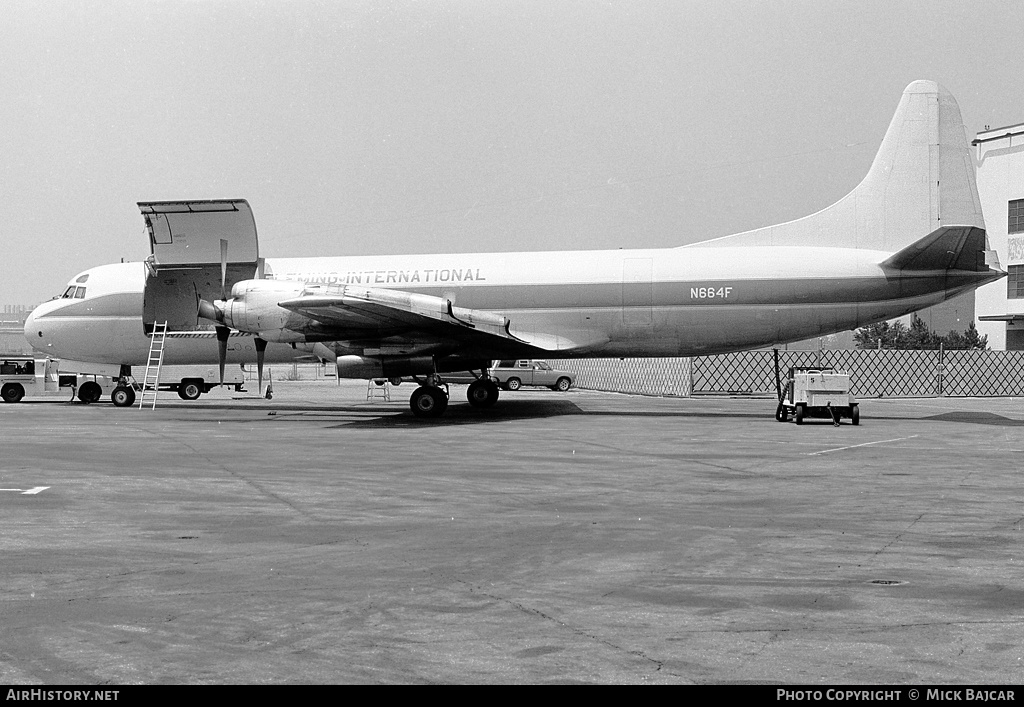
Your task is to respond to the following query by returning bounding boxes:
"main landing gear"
[409,385,448,418]
[466,378,499,408]
[408,374,500,418]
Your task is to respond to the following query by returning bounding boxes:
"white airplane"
[22,260,313,405]
[26,80,1002,416]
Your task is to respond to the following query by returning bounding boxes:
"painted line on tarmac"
[807,435,919,456]
[0,486,50,495]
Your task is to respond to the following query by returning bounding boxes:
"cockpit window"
[75,274,89,284]
[73,287,86,299]
[61,286,76,299]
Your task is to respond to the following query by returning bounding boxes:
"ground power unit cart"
[775,366,859,426]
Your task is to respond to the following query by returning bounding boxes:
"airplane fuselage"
[27,239,983,369]
[262,244,971,357]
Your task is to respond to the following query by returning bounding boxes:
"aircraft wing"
[277,284,595,353]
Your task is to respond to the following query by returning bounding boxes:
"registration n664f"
[690,286,733,299]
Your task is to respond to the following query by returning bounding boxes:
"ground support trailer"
[775,366,859,426]
[0,357,114,404]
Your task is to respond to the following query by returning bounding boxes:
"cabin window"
[1010,199,1024,234]
[1008,265,1024,299]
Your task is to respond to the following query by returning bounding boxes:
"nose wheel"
[110,386,136,407]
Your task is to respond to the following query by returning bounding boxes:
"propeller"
[198,240,272,396]
[219,238,228,300]
[255,336,267,396]
[216,325,230,387]
[202,238,230,387]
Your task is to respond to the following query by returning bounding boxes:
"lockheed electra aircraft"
[26,81,1002,417]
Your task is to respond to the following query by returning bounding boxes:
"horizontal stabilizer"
[881,226,989,272]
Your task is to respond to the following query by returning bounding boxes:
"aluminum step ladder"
[138,321,168,410]
[366,379,391,402]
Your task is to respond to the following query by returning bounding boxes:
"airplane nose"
[24,310,40,349]
[23,306,52,354]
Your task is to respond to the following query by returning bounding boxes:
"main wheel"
[795,403,806,425]
[410,386,448,418]
[77,381,102,403]
[506,377,522,391]
[467,379,499,408]
[178,381,202,400]
[111,386,136,407]
[1,383,25,403]
[553,377,571,392]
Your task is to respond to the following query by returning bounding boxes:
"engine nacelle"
[222,279,308,334]
[336,355,438,380]
[335,355,493,380]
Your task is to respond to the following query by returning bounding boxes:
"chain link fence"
[549,357,692,397]
[941,350,1024,396]
[691,350,944,397]
[553,350,1024,398]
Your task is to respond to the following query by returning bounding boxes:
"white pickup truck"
[489,360,574,392]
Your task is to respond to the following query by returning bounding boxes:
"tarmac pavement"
[1,381,1022,684]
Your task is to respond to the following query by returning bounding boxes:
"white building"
[974,122,1024,350]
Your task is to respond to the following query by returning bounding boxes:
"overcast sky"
[3,0,1023,306]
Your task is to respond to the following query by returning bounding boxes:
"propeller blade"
[197,299,223,324]
[219,238,228,301]
[216,326,230,386]
[255,337,267,395]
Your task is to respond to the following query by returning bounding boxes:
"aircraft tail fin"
[699,80,985,253]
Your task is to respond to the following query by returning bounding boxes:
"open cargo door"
[140,199,262,332]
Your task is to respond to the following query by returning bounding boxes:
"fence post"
[773,348,782,401]
[938,343,944,396]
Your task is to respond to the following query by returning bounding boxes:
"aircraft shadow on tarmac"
[114,399,1024,428]
[338,400,774,428]
[336,404,1024,428]
[339,399,586,427]
[922,411,1024,427]
[152,398,772,428]
[141,398,589,426]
